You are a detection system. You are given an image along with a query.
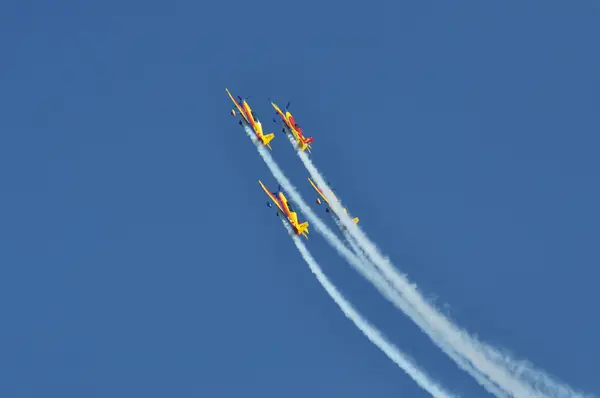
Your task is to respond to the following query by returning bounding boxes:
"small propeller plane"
[226,88,275,150]
[308,177,359,224]
[269,99,313,153]
[259,180,309,238]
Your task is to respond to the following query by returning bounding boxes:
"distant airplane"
[308,177,359,224]
[226,88,275,150]
[259,180,309,238]
[270,99,313,152]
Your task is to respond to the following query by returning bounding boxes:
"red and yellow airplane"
[308,177,359,224]
[259,180,309,238]
[226,88,275,150]
[269,99,313,153]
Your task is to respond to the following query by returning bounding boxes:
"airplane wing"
[271,102,288,124]
[226,88,248,123]
[309,177,359,224]
[259,180,284,213]
[308,177,330,205]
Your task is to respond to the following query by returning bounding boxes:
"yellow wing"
[271,102,287,123]
[259,180,284,213]
[226,88,248,123]
[308,177,330,205]
[308,177,359,224]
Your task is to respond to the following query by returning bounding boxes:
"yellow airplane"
[259,180,309,238]
[226,88,275,150]
[308,177,359,224]
[269,100,313,153]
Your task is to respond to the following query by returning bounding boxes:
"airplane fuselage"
[286,112,302,134]
[278,193,292,219]
[277,192,302,234]
[308,177,359,224]
[241,102,264,138]
[227,89,274,149]
[259,179,308,237]
[273,104,301,137]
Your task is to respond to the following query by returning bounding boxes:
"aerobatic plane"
[308,177,359,224]
[226,88,275,150]
[269,99,313,153]
[259,180,309,238]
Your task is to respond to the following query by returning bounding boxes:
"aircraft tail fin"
[303,137,314,153]
[262,133,275,146]
[297,221,309,238]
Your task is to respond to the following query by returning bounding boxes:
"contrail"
[245,126,506,396]
[244,126,452,397]
[281,219,457,398]
[284,134,513,396]
[292,141,592,398]
[245,127,516,397]
[335,212,509,398]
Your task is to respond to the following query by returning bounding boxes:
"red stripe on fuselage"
[287,114,304,136]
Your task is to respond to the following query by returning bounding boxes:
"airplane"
[308,177,359,224]
[269,99,313,153]
[226,88,275,150]
[259,180,309,238]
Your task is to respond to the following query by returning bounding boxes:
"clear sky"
[1,1,599,397]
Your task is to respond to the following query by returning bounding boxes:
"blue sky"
[1,0,599,397]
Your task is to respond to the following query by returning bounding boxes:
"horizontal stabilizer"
[262,133,275,146]
[297,221,309,238]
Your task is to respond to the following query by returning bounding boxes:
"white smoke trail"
[282,134,511,396]
[281,219,457,398]
[249,127,517,396]
[245,126,505,396]
[334,209,508,398]
[293,144,591,398]
[246,127,454,396]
